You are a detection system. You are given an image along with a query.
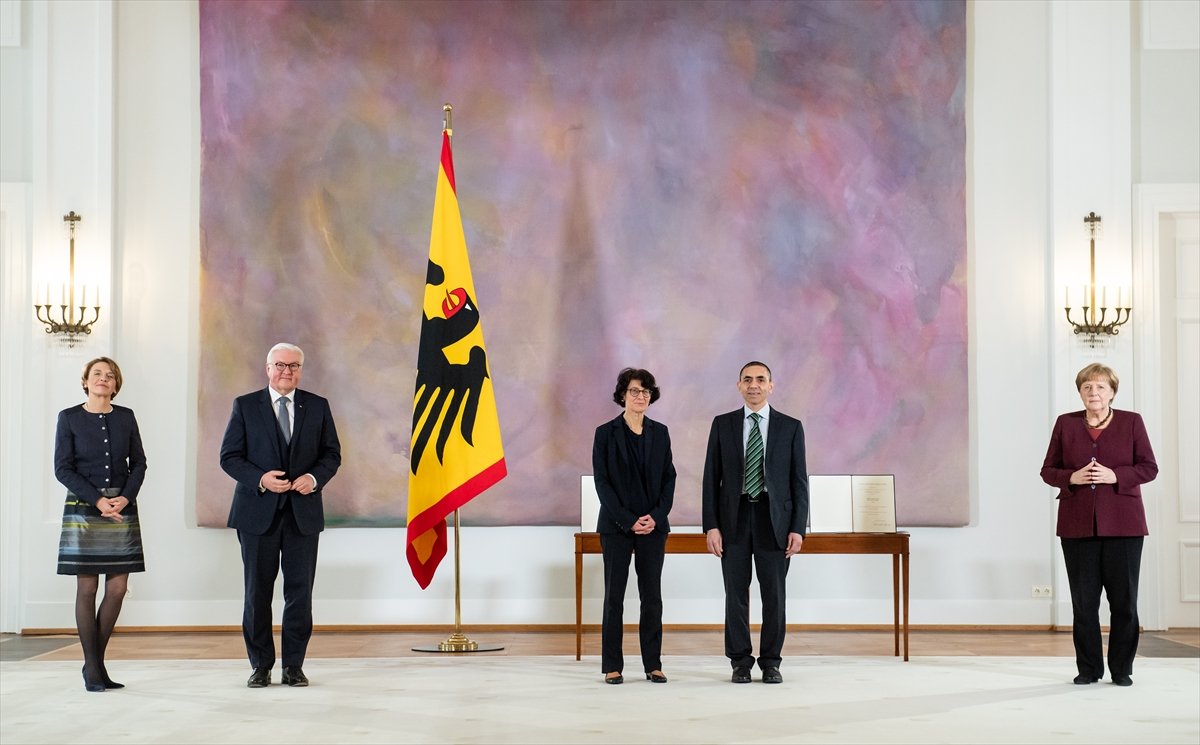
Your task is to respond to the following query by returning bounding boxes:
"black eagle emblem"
[411,259,490,473]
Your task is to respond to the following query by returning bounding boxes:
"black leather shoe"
[762,667,783,684]
[604,672,623,685]
[646,671,668,683]
[1073,673,1099,685]
[731,666,752,684]
[281,666,309,687]
[1112,674,1133,687]
[246,667,271,688]
[82,666,105,693]
[100,666,124,689]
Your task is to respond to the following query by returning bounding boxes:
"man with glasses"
[221,342,341,689]
[702,361,808,684]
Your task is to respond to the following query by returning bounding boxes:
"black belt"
[742,492,766,503]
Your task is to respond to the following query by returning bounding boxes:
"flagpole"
[420,509,501,652]
[412,103,503,655]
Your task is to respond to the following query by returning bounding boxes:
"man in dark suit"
[702,361,808,684]
[220,343,341,688]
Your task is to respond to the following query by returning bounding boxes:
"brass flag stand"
[412,509,502,653]
[412,104,502,654]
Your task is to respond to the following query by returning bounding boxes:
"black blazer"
[591,415,675,535]
[701,406,809,547]
[220,388,341,536]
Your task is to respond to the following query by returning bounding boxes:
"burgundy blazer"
[1040,409,1158,538]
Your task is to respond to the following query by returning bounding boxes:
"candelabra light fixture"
[34,211,101,348]
[1063,211,1132,347]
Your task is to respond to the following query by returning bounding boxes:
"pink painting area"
[196,1,967,528]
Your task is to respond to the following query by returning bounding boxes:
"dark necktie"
[277,397,292,445]
[745,412,764,497]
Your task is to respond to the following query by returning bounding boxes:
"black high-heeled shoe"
[102,670,125,690]
[82,666,105,693]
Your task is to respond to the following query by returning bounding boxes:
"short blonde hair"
[1075,363,1119,395]
[81,357,124,399]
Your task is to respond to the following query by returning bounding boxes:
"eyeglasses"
[626,388,652,399]
[272,362,302,372]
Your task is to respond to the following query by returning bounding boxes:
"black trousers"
[1060,536,1143,679]
[238,501,320,669]
[721,497,789,670]
[600,530,667,674]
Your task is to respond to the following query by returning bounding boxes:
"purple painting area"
[197,0,967,528]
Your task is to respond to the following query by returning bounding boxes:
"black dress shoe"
[604,673,623,685]
[731,666,752,684]
[646,671,668,683]
[100,666,124,689]
[281,666,309,687]
[82,667,105,693]
[246,667,271,688]
[762,667,783,684]
[1112,674,1133,687]
[1073,673,1099,685]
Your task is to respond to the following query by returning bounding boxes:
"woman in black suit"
[592,367,676,684]
[54,357,147,692]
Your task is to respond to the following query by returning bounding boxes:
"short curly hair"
[81,357,124,399]
[612,367,661,406]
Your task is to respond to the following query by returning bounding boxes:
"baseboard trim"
[17,623,1068,636]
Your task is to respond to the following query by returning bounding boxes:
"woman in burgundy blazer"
[1040,363,1158,688]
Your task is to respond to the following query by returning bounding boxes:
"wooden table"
[574,531,910,661]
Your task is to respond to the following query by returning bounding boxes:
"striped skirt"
[57,488,145,575]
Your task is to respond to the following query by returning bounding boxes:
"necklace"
[1086,408,1112,429]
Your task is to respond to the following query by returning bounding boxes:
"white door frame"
[1132,182,1200,630]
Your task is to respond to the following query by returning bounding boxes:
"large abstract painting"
[197,0,968,527]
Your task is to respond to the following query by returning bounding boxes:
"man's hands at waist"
[258,470,318,494]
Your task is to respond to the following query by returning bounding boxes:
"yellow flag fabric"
[407,130,507,589]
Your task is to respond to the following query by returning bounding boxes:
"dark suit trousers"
[600,531,666,674]
[721,497,789,670]
[1060,536,1143,679]
[238,500,320,669]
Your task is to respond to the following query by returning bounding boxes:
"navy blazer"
[220,388,341,536]
[591,414,675,534]
[54,404,147,506]
[1040,409,1157,538]
[702,407,809,547]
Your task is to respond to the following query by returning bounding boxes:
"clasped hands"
[95,495,129,522]
[1069,459,1117,486]
[631,514,656,535]
[261,470,317,495]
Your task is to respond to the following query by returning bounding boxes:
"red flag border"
[405,457,507,589]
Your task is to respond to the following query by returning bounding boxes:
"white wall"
[0,0,32,182]
[1135,0,1200,183]
[0,0,1190,632]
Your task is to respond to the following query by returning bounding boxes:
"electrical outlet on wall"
[1031,585,1053,598]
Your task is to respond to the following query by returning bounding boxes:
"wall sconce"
[1063,211,1131,346]
[33,211,101,348]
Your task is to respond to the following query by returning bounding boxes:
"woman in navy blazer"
[1040,363,1158,687]
[54,356,147,692]
[592,367,675,684]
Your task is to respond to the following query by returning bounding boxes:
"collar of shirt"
[269,388,293,407]
[742,403,771,450]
